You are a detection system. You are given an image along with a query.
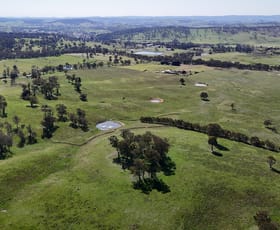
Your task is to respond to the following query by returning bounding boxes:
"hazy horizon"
[1,0,280,18]
[1,15,280,19]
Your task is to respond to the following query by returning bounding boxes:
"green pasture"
[117,27,280,46]
[198,52,280,65]
[0,56,279,229]
[0,55,85,74]
[187,28,280,45]
[0,127,279,229]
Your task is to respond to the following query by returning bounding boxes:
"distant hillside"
[0,16,280,33]
[96,26,191,42]
[96,25,280,45]
[50,18,94,25]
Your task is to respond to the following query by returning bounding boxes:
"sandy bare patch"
[195,82,208,87]
[150,98,164,103]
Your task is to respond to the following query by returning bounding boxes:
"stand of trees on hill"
[0,115,37,159]
[109,130,176,194]
[41,104,89,139]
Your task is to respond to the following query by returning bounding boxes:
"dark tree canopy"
[41,108,56,138]
[200,92,209,101]
[109,130,176,193]
[56,104,68,122]
[207,123,223,137]
[0,95,7,117]
[267,156,276,169]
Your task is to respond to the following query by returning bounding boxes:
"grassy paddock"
[0,128,279,229]
[0,55,85,74]
[198,52,280,65]
[0,55,279,228]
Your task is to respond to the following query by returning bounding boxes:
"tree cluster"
[109,130,176,194]
[129,52,194,65]
[68,74,82,93]
[21,75,60,103]
[13,116,37,147]
[264,119,278,134]
[0,32,111,59]
[0,117,37,159]
[69,108,89,131]
[66,74,88,102]
[41,106,57,139]
[0,95,8,117]
[140,117,279,152]
[210,44,254,53]
[0,123,13,159]
[108,55,131,66]
[193,58,280,72]
[41,104,89,138]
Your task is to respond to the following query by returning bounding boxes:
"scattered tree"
[80,93,87,101]
[69,113,78,129]
[26,125,37,144]
[179,78,185,86]
[10,65,19,85]
[31,65,41,78]
[29,95,38,108]
[13,115,20,132]
[74,77,82,93]
[264,120,277,133]
[264,119,272,127]
[76,108,88,131]
[0,95,7,117]
[208,136,218,152]
[21,84,31,100]
[4,122,13,136]
[267,156,276,169]
[0,131,13,159]
[17,129,25,148]
[200,92,209,101]
[56,104,68,122]
[41,109,56,138]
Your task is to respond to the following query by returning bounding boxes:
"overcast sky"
[1,0,280,17]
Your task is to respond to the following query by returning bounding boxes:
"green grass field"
[197,52,280,65]
[0,57,279,229]
[187,29,280,46]
[113,27,280,46]
[0,55,85,74]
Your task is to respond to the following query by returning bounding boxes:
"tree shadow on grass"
[211,151,223,157]
[133,178,170,194]
[266,126,278,134]
[271,168,280,174]
[26,105,39,108]
[215,144,229,151]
